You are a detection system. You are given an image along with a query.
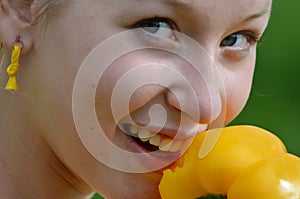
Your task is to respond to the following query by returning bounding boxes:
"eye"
[136,17,177,40]
[220,31,260,49]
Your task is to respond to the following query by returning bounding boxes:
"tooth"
[149,134,161,146]
[140,137,150,142]
[129,125,139,135]
[138,129,152,142]
[159,138,172,151]
[169,141,182,152]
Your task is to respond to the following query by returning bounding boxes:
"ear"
[0,0,36,54]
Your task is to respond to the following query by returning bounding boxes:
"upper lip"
[118,115,208,141]
[134,122,207,140]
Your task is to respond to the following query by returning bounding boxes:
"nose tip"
[166,78,222,125]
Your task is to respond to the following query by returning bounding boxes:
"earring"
[5,36,24,91]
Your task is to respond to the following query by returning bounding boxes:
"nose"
[165,56,223,125]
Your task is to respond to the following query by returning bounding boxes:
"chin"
[96,170,162,199]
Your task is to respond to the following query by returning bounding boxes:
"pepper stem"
[197,194,227,199]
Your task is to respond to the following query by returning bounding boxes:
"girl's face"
[21,0,272,198]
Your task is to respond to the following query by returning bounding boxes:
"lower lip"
[115,127,183,171]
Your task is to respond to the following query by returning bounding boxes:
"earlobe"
[0,0,35,54]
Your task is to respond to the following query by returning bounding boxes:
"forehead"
[134,0,272,15]
[143,0,271,8]
[131,0,272,28]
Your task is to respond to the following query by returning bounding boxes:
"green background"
[92,1,299,198]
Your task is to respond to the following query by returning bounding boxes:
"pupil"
[142,21,161,33]
[222,34,238,46]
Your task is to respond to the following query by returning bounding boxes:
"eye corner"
[240,30,262,44]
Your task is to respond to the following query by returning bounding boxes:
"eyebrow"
[243,9,270,22]
[161,0,193,10]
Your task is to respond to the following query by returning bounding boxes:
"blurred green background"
[92,1,300,198]
[231,0,300,157]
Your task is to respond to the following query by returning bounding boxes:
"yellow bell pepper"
[227,153,300,199]
[159,125,287,199]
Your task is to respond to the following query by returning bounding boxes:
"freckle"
[91,127,94,130]
[89,15,95,21]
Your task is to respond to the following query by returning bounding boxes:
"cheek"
[95,51,166,133]
[221,59,255,123]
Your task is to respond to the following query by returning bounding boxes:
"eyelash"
[133,16,178,31]
[230,30,261,45]
[246,31,261,44]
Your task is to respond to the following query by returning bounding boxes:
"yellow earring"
[5,36,23,91]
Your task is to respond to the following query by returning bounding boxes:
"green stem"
[197,194,227,199]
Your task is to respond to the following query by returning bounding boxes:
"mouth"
[121,123,189,154]
[113,116,207,171]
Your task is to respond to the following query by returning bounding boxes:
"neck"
[0,93,92,199]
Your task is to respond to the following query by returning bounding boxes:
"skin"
[0,0,272,198]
